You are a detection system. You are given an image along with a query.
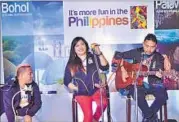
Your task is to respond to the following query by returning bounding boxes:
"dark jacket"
[113,47,164,85]
[2,79,42,122]
[0,88,4,116]
[64,52,109,96]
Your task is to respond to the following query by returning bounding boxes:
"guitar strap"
[107,59,122,89]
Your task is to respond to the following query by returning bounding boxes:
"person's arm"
[93,44,109,71]
[156,54,164,71]
[3,89,15,122]
[115,48,139,59]
[112,48,139,72]
[163,54,171,71]
[97,53,109,71]
[68,83,78,91]
[64,66,78,91]
[153,53,164,78]
[98,52,108,66]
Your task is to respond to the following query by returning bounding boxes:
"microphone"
[91,43,100,50]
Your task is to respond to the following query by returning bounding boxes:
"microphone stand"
[134,53,144,122]
[92,50,105,122]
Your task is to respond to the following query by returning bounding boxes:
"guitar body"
[115,59,148,90]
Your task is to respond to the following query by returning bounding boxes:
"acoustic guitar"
[114,59,179,90]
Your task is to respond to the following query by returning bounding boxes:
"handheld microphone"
[91,43,100,50]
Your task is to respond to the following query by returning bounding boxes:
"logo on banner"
[155,0,179,10]
[130,6,147,29]
[68,8,129,28]
[154,0,179,29]
[1,2,32,16]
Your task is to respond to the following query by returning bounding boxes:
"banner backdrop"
[1,1,156,93]
[1,1,64,93]
[1,1,179,91]
[154,0,179,90]
[64,1,154,45]
[1,1,179,122]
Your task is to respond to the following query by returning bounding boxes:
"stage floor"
[1,91,179,122]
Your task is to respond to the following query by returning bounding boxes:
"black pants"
[128,85,168,118]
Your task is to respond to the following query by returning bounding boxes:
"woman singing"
[64,37,109,122]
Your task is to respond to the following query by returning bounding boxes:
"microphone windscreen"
[91,44,100,50]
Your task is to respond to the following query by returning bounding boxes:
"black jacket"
[64,52,109,96]
[2,79,42,122]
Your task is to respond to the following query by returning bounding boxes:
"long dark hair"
[67,37,89,75]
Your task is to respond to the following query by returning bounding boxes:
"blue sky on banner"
[1,1,63,36]
[1,1,64,83]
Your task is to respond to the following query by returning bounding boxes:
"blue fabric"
[118,89,129,96]
[152,83,164,88]
[143,82,150,89]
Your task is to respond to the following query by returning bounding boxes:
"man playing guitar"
[112,33,168,122]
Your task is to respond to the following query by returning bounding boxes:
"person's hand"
[155,69,163,78]
[142,59,148,66]
[120,59,128,82]
[94,83,106,88]
[24,115,32,122]
[91,43,101,55]
[68,83,78,92]
[73,86,78,92]
[121,67,129,82]
[163,54,171,71]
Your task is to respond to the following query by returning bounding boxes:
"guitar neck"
[140,70,179,81]
[139,71,170,76]
[140,71,157,76]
